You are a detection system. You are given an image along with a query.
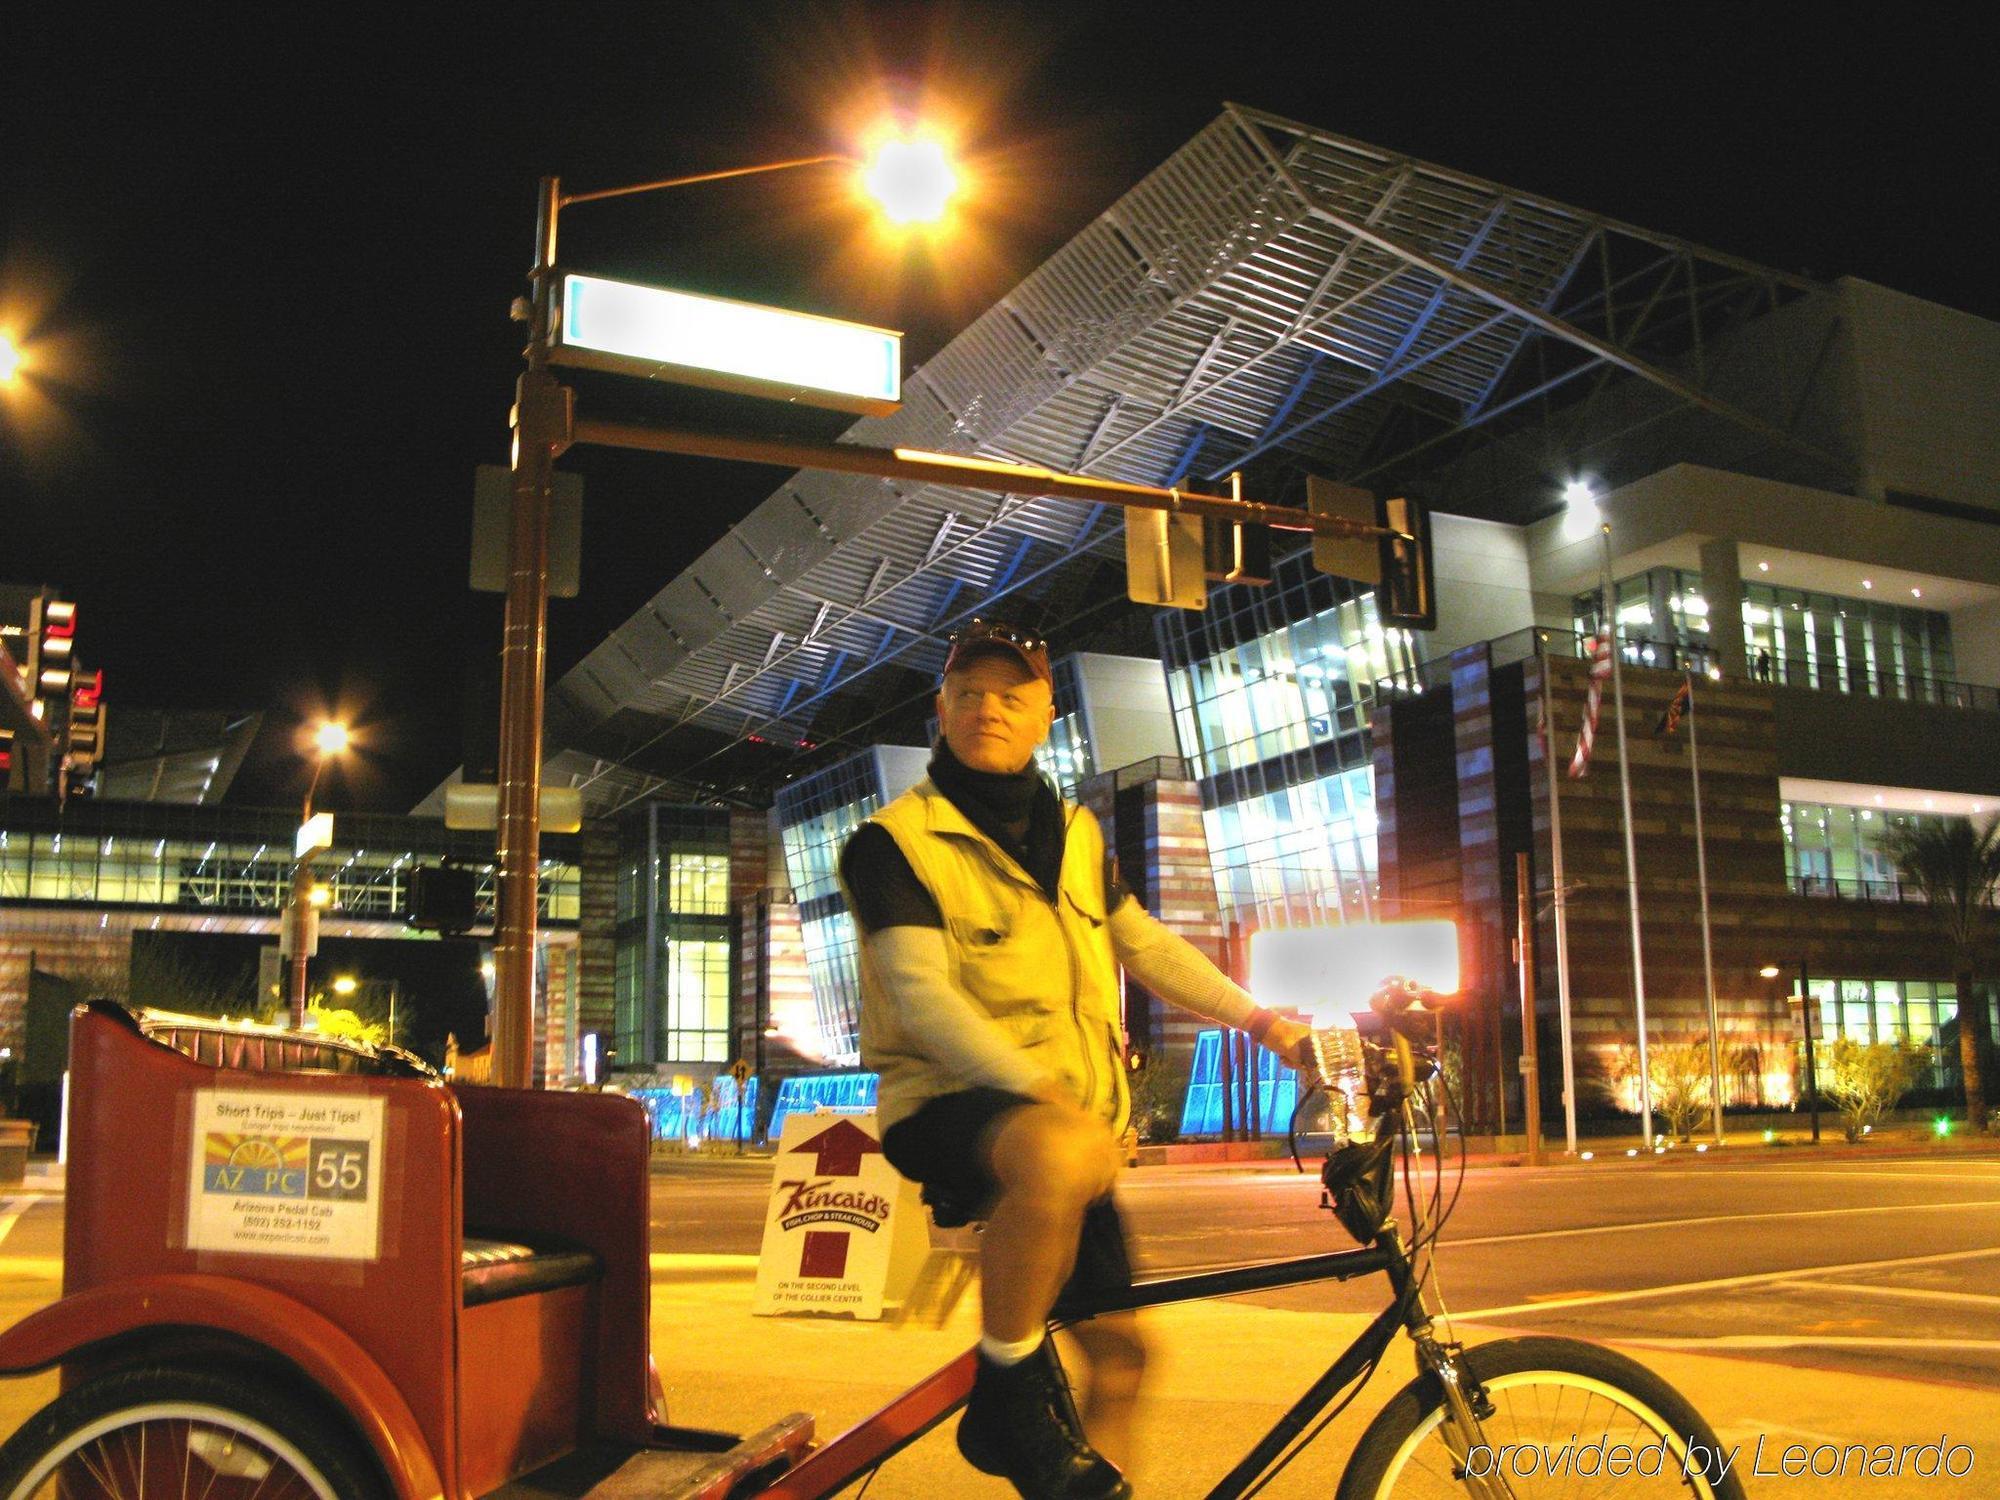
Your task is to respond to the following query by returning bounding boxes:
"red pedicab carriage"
[0,1001,814,1498]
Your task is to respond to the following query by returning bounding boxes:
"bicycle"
[762,976,1747,1498]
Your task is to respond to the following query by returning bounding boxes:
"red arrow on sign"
[787,1118,881,1177]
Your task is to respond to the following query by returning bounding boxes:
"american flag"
[1567,635,1614,779]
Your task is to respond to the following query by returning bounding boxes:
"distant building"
[444,113,2000,1128]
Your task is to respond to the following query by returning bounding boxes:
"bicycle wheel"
[1337,1336,1745,1500]
[0,1364,389,1500]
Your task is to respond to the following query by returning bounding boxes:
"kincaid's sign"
[775,1178,894,1233]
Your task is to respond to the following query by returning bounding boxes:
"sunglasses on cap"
[942,618,1053,683]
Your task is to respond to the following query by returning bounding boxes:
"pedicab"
[2,996,1744,1499]
[0,1001,814,1498]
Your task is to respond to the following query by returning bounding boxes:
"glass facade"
[0,802,579,923]
[1780,801,1960,900]
[1801,977,1999,1092]
[1156,548,1415,922]
[1572,568,1958,700]
[611,806,733,1068]
[776,748,927,1065]
[1036,655,1094,798]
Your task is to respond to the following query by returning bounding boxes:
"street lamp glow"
[862,138,957,224]
[1561,478,1599,540]
[1758,964,1781,979]
[332,975,358,996]
[0,335,21,385]
[314,721,351,757]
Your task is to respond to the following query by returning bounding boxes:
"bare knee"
[986,1104,1117,1214]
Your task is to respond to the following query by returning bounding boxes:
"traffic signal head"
[408,863,479,935]
[1375,496,1436,630]
[1305,478,1435,630]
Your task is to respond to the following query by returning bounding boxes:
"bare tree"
[1878,816,2000,1132]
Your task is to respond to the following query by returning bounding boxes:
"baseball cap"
[941,618,1053,686]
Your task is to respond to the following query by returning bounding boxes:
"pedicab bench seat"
[459,1237,603,1308]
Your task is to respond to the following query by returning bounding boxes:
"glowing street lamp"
[490,129,958,1089]
[862,137,957,224]
[0,334,22,386]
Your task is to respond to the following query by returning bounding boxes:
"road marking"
[1426,1195,2000,1252]
[1138,1195,2000,1254]
[650,1253,758,1273]
[1616,1334,2000,1353]
[0,1199,26,1250]
[1771,1278,2000,1309]
[1449,1244,2000,1321]
[1642,1166,2000,1182]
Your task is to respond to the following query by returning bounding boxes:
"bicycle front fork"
[1381,1225,1513,1500]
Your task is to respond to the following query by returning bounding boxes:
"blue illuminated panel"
[1178,1029,1299,1137]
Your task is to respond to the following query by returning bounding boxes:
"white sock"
[979,1330,1045,1367]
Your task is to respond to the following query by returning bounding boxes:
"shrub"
[1822,1039,1928,1143]
[1613,1036,1713,1141]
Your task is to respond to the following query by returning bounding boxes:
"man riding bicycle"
[839,620,1319,1500]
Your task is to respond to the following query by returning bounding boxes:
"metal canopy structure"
[546,104,1848,809]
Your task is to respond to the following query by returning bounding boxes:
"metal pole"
[289,758,326,1027]
[1686,673,1724,1144]
[1603,525,1654,1149]
[1800,957,1821,1143]
[493,176,565,1090]
[1541,653,1579,1154]
[1516,852,1542,1165]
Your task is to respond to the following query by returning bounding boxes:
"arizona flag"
[1654,675,1692,739]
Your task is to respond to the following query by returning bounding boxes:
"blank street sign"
[552,274,902,417]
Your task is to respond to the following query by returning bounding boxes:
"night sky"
[5,6,1988,814]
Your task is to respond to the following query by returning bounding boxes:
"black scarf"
[929,739,1065,898]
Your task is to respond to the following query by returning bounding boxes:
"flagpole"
[1542,648,1579,1154]
[1603,524,1654,1148]
[1686,669,1725,1144]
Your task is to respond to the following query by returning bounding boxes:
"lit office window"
[1779,801,1959,901]
[1573,568,1957,699]
[1156,548,1412,921]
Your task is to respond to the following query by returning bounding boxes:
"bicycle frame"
[761,1232,1436,1499]
[766,1013,1495,1500]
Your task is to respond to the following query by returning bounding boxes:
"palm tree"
[1878,816,2000,1132]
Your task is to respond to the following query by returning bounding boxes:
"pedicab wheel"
[1335,1336,1746,1500]
[0,1364,389,1500]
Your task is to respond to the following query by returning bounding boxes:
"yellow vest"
[856,780,1130,1136]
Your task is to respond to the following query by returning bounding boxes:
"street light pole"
[288,724,346,1027]
[1799,956,1822,1143]
[488,143,959,1090]
[492,178,568,1091]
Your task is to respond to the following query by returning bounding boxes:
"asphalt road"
[4,1142,1998,1497]
[647,1143,2000,1390]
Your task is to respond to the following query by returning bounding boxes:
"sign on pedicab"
[752,1112,928,1320]
[184,1088,387,1260]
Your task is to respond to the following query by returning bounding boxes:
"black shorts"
[881,1086,1132,1319]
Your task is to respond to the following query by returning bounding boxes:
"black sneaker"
[957,1343,1130,1500]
